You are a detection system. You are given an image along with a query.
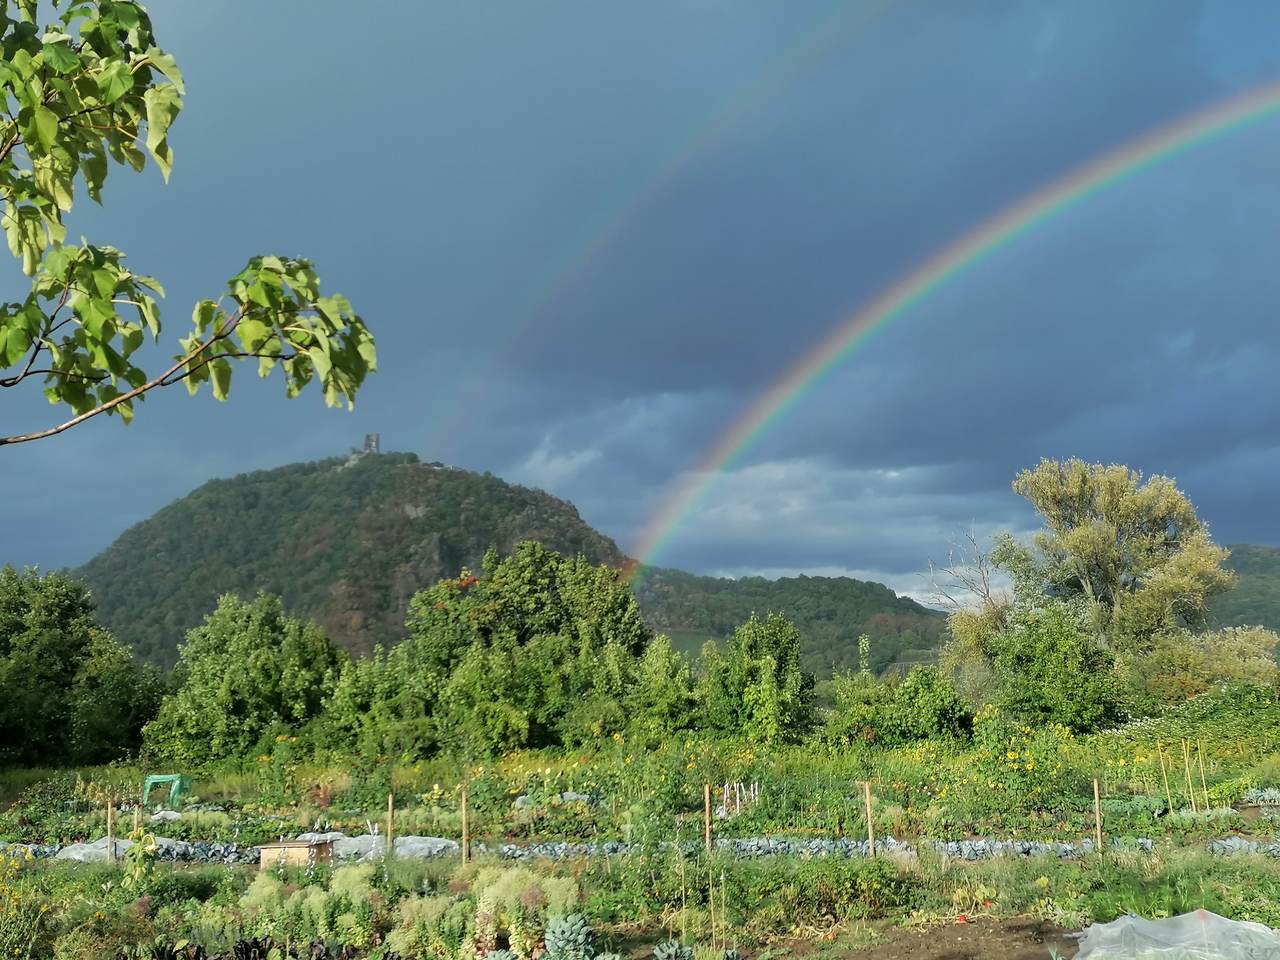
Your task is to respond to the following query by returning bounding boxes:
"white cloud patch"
[508,436,602,490]
[642,455,1036,597]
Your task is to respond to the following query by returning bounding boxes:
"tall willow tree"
[993,459,1235,651]
[0,1,374,446]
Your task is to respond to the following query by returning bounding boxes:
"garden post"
[1182,740,1197,813]
[386,792,394,860]
[1158,743,1174,812]
[1093,778,1103,853]
[704,782,712,853]
[1198,740,1210,810]
[106,800,114,863]
[462,783,471,863]
[863,780,875,858]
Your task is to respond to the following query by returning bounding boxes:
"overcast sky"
[4,0,1280,599]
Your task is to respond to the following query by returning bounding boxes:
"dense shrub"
[143,593,345,765]
[0,567,162,766]
[823,667,969,747]
[993,604,1123,732]
[699,613,815,744]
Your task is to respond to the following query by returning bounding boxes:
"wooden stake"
[386,792,395,859]
[1182,740,1197,814]
[132,806,140,835]
[863,780,875,858]
[703,782,712,853]
[1198,740,1210,811]
[707,857,715,950]
[1158,743,1174,812]
[720,869,727,953]
[461,783,471,864]
[106,801,114,863]
[1092,778,1103,854]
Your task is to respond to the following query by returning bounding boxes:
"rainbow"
[430,0,893,450]
[629,79,1280,573]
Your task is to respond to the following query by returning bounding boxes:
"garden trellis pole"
[462,783,471,864]
[1158,743,1175,812]
[1181,740,1197,813]
[863,781,875,858]
[106,800,115,864]
[1198,741,1210,810]
[386,793,394,860]
[1093,779,1103,853]
[704,782,712,853]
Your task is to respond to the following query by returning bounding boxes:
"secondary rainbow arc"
[628,80,1280,576]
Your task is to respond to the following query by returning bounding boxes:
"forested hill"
[75,451,946,674]
[76,453,626,665]
[632,567,945,677]
[1212,544,1280,630]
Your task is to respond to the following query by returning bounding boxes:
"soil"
[818,917,1077,960]
[620,916,1078,960]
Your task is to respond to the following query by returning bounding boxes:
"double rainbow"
[630,80,1280,572]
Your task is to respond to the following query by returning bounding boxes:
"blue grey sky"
[4,0,1280,599]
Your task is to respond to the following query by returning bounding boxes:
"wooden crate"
[257,839,335,871]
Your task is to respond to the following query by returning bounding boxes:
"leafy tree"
[623,634,698,744]
[0,1,374,447]
[324,542,655,759]
[939,599,1008,707]
[143,593,344,764]
[994,459,1234,651]
[822,666,969,747]
[992,603,1123,732]
[700,612,815,744]
[0,565,158,764]
[67,628,166,763]
[881,666,972,742]
[1122,625,1280,712]
[821,672,890,746]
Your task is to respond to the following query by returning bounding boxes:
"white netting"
[1075,910,1280,959]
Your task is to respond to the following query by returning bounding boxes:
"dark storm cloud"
[4,0,1280,598]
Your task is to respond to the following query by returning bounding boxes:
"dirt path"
[834,918,1078,960]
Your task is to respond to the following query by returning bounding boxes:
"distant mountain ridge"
[74,451,946,673]
[1213,544,1280,631]
[631,567,944,677]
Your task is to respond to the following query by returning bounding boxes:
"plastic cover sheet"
[1075,910,1280,959]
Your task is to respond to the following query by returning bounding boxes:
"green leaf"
[32,104,58,150]
[3,323,32,366]
[209,357,232,401]
[97,60,134,103]
[121,326,144,354]
[143,84,182,181]
[191,300,219,335]
[78,297,115,338]
[82,143,108,203]
[10,49,34,81]
[91,266,119,299]
[246,281,275,309]
[42,41,80,74]
[235,316,270,351]
[307,344,332,382]
[137,294,160,337]
[142,47,185,95]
